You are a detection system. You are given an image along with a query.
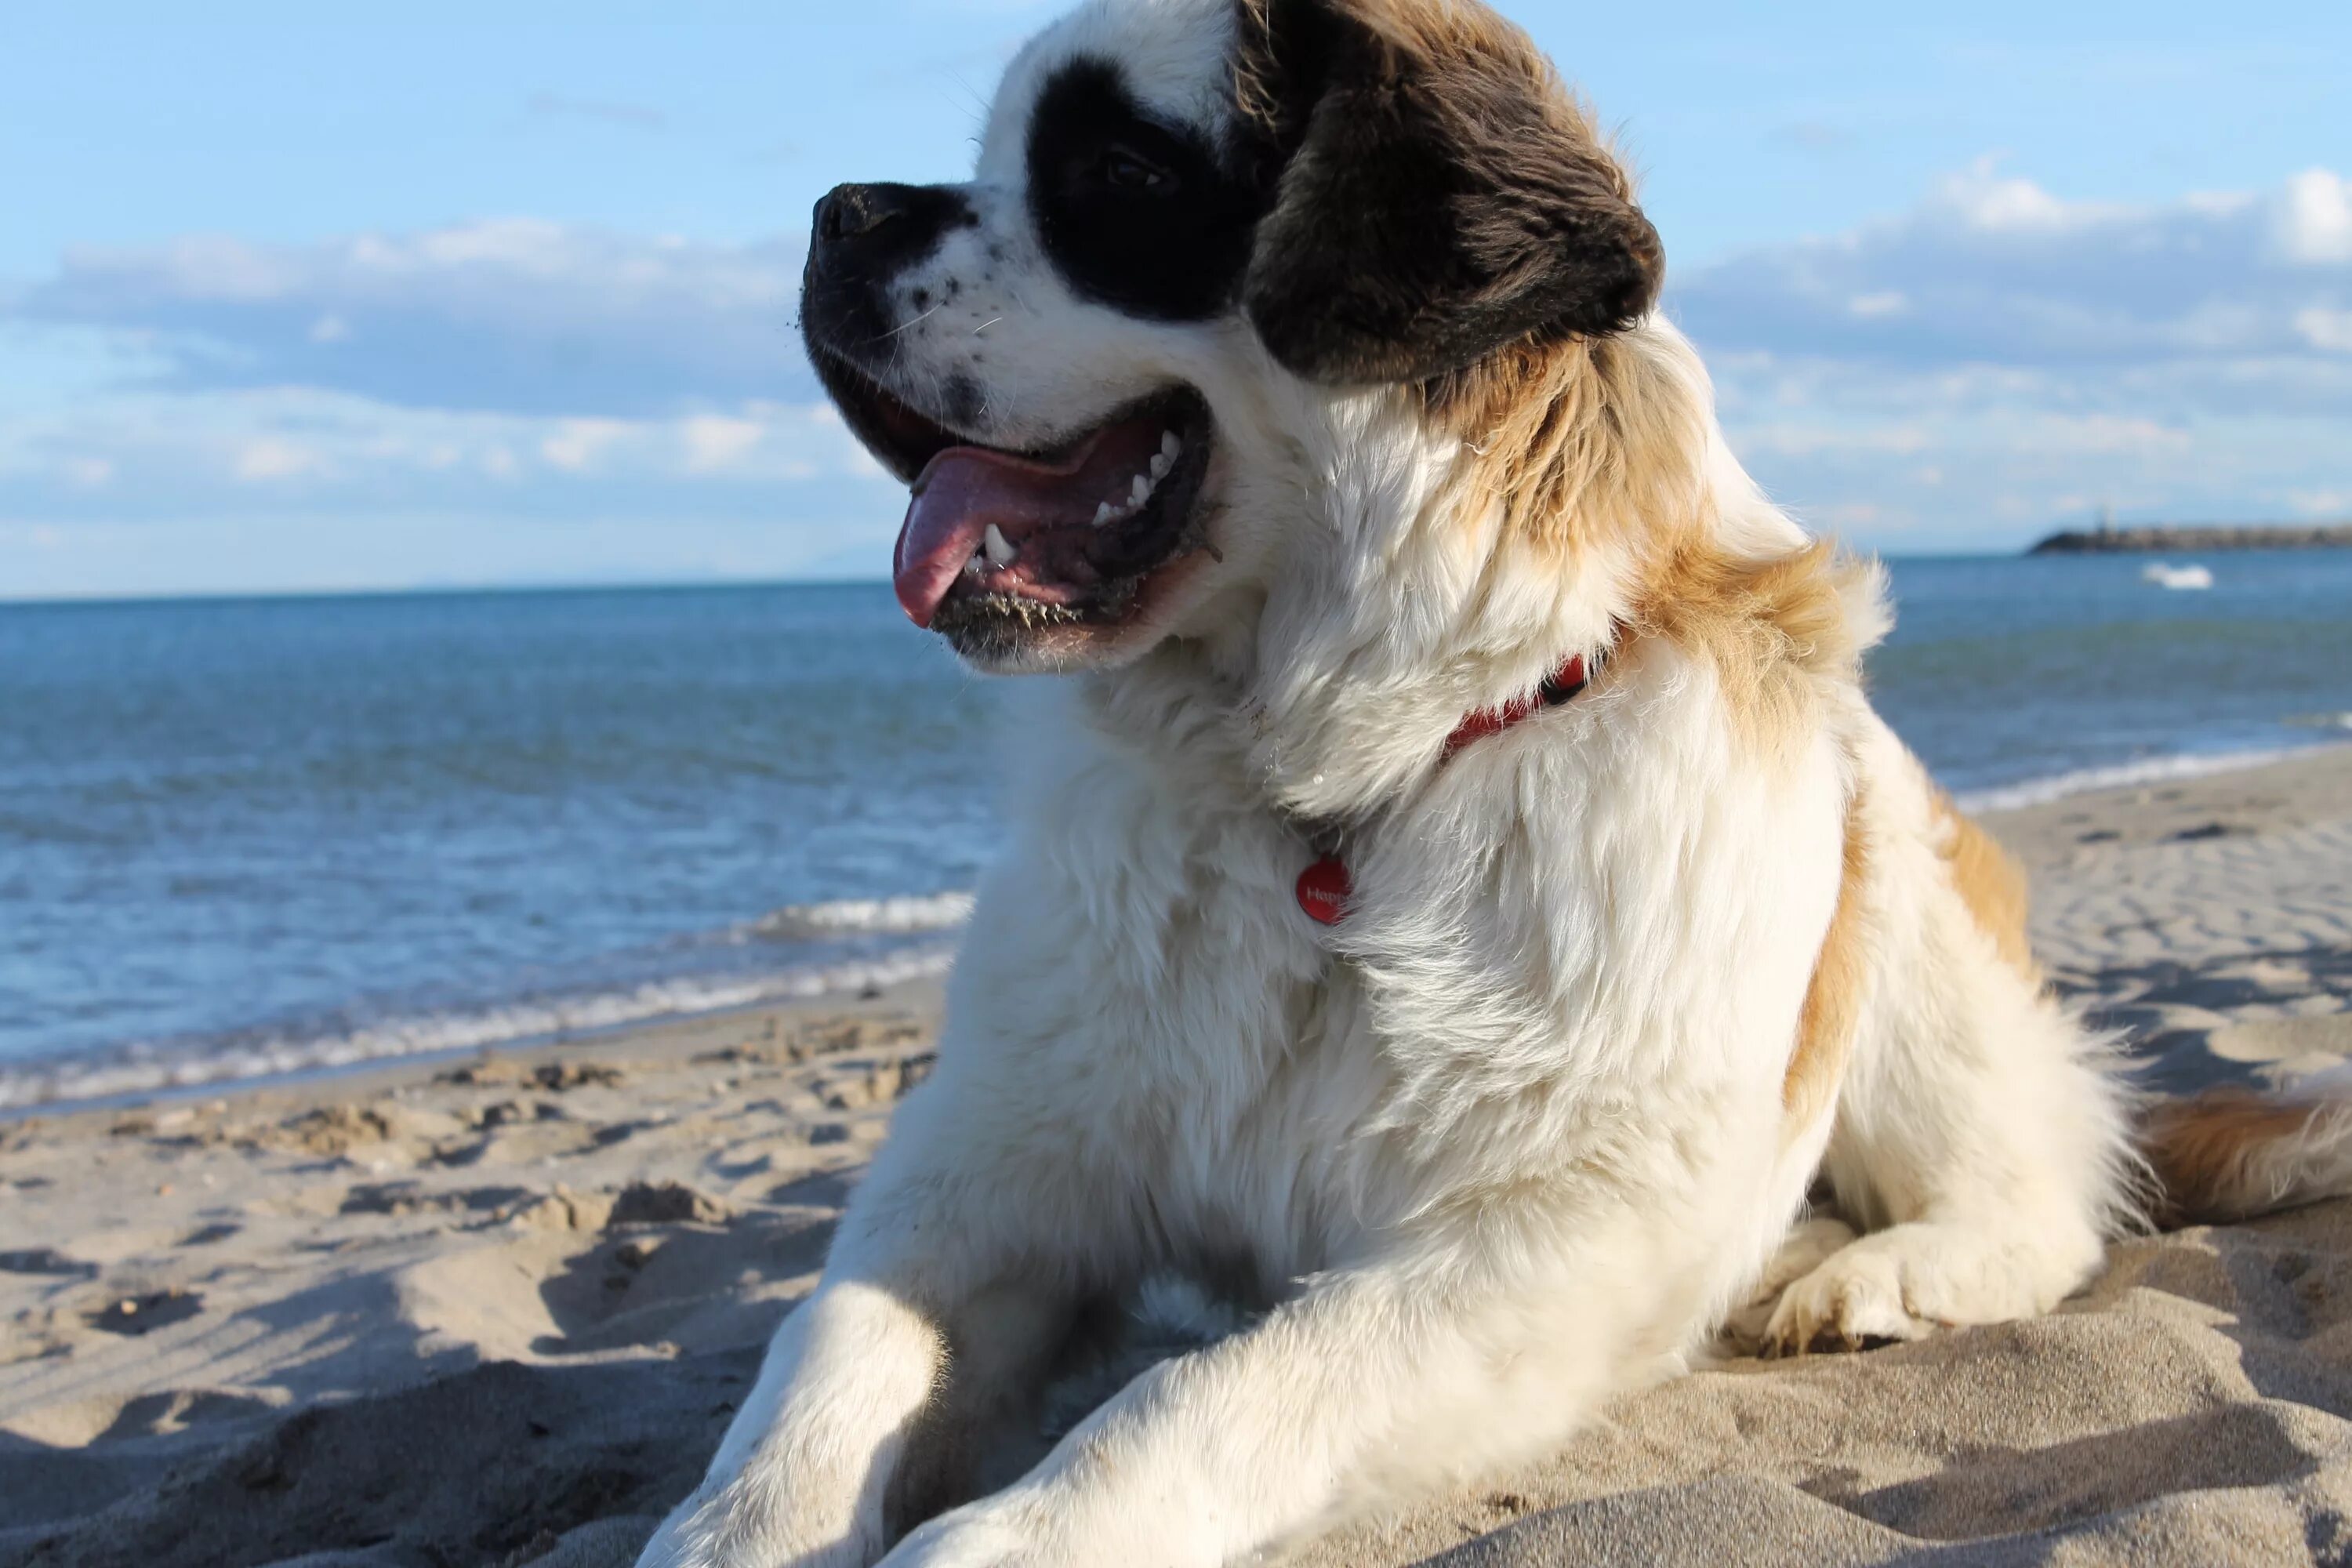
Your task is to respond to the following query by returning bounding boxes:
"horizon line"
[0,551,2064,610]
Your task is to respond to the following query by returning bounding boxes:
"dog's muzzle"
[801,182,976,354]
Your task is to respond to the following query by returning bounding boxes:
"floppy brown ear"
[1236,0,1664,385]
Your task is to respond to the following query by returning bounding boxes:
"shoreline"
[0,970,947,1140]
[10,735,2346,1121]
[0,948,959,1122]
[1951,735,2351,814]
[0,968,946,1128]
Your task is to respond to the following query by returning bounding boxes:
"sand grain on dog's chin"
[936,550,1219,674]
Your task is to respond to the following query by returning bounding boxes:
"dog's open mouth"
[818,361,1215,637]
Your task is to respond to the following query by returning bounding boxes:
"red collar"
[1438,652,1591,762]
[1296,649,1597,927]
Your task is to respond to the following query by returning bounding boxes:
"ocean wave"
[1955,741,2347,815]
[742,891,975,940]
[0,946,956,1113]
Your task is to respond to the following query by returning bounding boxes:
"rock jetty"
[2029,523,2352,554]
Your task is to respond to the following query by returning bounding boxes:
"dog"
[639,2,2352,1563]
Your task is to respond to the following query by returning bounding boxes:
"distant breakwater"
[2030,524,2352,555]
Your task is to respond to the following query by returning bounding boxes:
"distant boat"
[2141,561,2214,590]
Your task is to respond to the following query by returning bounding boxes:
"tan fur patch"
[1423,332,1712,556]
[1782,789,1871,1137]
[2140,1088,2321,1226]
[1418,292,1882,779]
[1931,793,2037,982]
[1437,352,1875,770]
[1632,539,1875,765]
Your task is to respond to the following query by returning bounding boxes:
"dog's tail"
[2140,1075,2352,1227]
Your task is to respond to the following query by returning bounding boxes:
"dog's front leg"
[636,1274,951,1568]
[637,1141,1072,1568]
[879,1238,1642,1568]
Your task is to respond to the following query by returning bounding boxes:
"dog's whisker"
[871,304,943,343]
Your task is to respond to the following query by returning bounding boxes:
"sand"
[5,746,2351,1568]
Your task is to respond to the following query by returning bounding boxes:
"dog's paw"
[1761,1237,1943,1356]
[1720,1216,1858,1352]
[1759,1219,2096,1358]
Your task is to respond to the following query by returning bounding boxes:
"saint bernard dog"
[640,1,2352,1563]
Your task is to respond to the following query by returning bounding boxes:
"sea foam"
[0,945,958,1113]
[1955,741,2346,814]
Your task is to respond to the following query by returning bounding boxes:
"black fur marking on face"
[1025,58,1270,321]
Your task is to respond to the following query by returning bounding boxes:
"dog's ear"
[1235,0,1663,385]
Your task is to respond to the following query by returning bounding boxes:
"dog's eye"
[1097,145,1174,193]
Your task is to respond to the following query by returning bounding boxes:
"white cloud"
[1736,422,1933,458]
[681,413,765,474]
[2276,169,2352,265]
[1935,160,2087,232]
[234,437,323,481]
[539,418,627,472]
[9,220,814,416]
[2295,307,2352,354]
[0,383,891,527]
[1675,164,2352,388]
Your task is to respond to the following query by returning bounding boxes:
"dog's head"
[801,0,1662,674]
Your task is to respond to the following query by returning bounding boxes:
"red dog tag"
[1295,857,1352,926]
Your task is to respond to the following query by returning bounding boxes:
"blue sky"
[4,0,2348,597]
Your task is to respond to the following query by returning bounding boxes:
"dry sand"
[5,746,2350,1568]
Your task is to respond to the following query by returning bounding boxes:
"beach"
[5,745,2351,1568]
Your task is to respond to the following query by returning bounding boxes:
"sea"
[5,550,2349,1110]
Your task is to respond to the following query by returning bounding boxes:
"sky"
[3,1,2348,599]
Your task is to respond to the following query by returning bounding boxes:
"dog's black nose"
[808,183,975,278]
[813,183,937,257]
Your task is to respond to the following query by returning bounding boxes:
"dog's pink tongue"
[891,418,1162,626]
[893,452,1061,626]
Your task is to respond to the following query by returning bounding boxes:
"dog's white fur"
[638,3,2340,1564]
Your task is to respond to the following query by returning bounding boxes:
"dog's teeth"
[1130,474,1150,505]
[1149,452,1172,480]
[1161,431,1181,461]
[1094,502,1116,527]
[963,549,985,576]
[983,524,1016,566]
